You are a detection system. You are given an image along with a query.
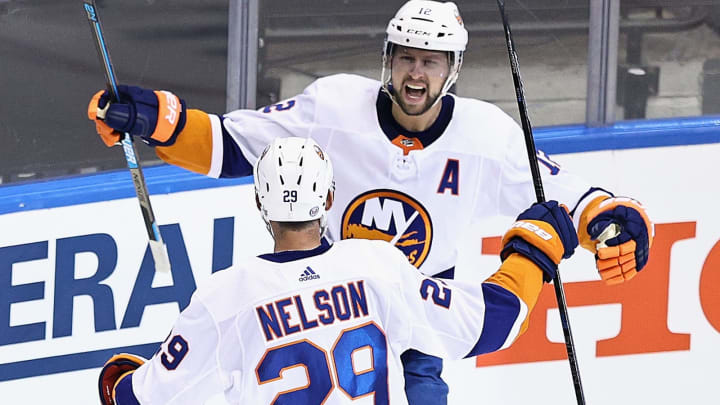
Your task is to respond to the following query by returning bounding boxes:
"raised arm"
[87,81,321,178]
[389,200,578,359]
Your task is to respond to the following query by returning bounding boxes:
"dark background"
[2,0,720,184]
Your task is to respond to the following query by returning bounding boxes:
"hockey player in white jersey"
[87,1,654,403]
[98,137,581,405]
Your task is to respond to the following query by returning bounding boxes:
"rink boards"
[0,116,719,404]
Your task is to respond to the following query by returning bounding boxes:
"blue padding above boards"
[535,115,720,154]
[0,165,252,215]
[1,115,719,214]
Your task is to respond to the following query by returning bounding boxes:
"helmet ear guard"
[253,137,335,237]
[381,0,468,104]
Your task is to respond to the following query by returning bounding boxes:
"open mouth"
[404,83,426,100]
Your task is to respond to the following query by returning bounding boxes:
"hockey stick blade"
[494,1,586,404]
[83,0,170,273]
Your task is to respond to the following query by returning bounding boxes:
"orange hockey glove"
[578,195,653,285]
[88,90,121,147]
[501,201,578,282]
[87,85,186,147]
[98,353,146,405]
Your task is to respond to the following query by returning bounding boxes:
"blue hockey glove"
[584,197,653,284]
[500,201,579,282]
[87,85,186,147]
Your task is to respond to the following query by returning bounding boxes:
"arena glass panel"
[258,0,591,128]
[0,0,228,185]
[615,1,720,120]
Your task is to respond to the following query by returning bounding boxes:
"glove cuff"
[144,92,187,147]
[576,194,612,253]
[112,371,139,405]
[501,237,557,282]
[501,219,564,264]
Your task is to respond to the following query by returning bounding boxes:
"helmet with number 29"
[254,137,335,236]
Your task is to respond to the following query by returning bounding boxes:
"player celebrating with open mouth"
[88,1,654,404]
[389,45,450,121]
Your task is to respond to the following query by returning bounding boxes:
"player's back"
[196,238,423,405]
[112,221,535,405]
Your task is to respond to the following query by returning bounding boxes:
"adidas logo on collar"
[299,266,320,282]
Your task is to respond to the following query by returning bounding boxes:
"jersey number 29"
[256,322,388,404]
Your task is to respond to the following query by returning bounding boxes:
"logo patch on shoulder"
[341,189,433,268]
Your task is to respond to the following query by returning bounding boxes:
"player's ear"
[325,190,334,211]
[255,192,262,211]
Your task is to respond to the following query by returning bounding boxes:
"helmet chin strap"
[319,216,328,238]
[262,212,275,239]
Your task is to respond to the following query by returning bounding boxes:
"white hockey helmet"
[381,0,468,101]
[253,137,335,235]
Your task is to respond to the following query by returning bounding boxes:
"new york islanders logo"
[341,190,433,268]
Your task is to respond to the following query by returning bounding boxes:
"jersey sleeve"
[122,296,234,405]
[382,243,544,360]
[221,84,318,170]
[153,80,320,179]
[493,120,612,224]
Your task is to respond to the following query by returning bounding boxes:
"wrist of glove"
[581,196,654,285]
[500,201,579,282]
[87,85,187,147]
[98,353,146,405]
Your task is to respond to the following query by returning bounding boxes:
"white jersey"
[128,239,534,404]
[203,74,603,276]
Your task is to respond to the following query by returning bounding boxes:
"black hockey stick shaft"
[495,1,586,404]
[82,0,170,272]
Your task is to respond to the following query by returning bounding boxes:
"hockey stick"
[83,0,170,273]
[494,1,586,403]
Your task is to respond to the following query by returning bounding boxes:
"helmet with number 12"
[381,0,469,106]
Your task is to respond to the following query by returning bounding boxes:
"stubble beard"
[395,87,442,117]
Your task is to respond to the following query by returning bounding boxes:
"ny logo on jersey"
[341,190,433,268]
